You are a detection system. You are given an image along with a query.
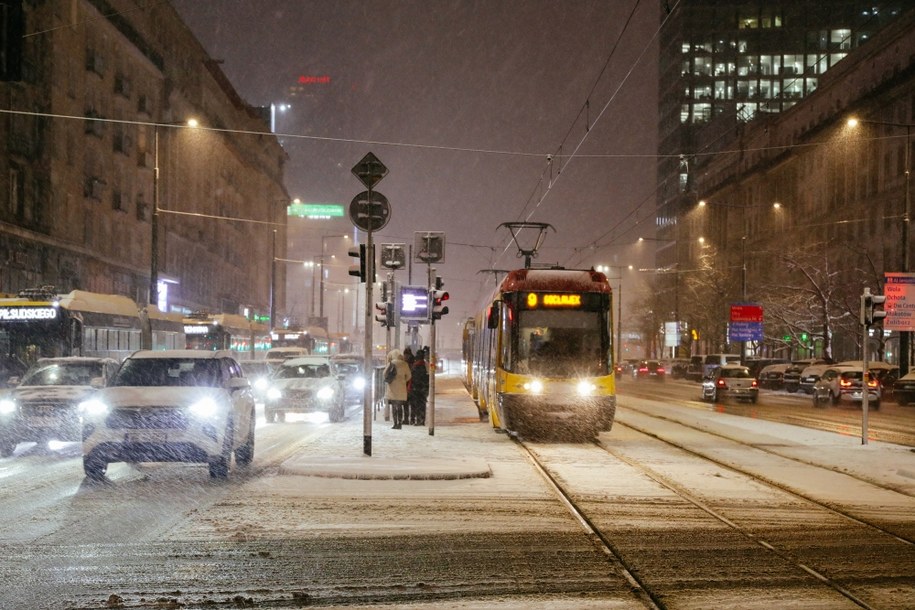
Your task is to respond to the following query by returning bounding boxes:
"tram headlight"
[523,379,544,394]
[577,380,597,396]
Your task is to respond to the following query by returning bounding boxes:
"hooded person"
[408,347,429,425]
[383,349,412,429]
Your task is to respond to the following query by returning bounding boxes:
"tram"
[470,267,616,440]
[0,287,148,370]
[183,312,269,361]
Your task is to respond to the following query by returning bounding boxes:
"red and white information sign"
[884,272,915,331]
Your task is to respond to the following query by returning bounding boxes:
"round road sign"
[349,190,391,232]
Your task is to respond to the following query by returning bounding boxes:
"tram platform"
[279,374,495,480]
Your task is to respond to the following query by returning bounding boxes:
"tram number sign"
[524,293,584,309]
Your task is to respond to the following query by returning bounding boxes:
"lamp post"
[150,118,198,313]
[848,117,911,374]
[318,234,349,325]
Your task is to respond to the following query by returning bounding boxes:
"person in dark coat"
[408,347,429,425]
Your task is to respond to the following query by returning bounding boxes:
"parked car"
[758,362,791,390]
[700,364,758,403]
[264,356,345,423]
[688,354,741,382]
[893,371,915,406]
[330,353,366,402]
[635,359,666,381]
[79,350,256,479]
[782,358,827,393]
[668,358,690,379]
[812,365,880,409]
[798,363,832,395]
[744,358,789,381]
[0,357,119,457]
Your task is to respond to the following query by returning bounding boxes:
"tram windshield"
[513,309,608,377]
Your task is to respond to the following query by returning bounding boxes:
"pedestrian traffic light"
[431,289,449,321]
[860,292,887,326]
[375,301,391,327]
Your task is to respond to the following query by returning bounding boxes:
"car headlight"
[254,377,269,391]
[523,379,544,394]
[266,387,283,401]
[577,380,596,396]
[317,386,335,401]
[352,376,366,390]
[78,398,110,418]
[0,398,17,415]
[188,397,220,419]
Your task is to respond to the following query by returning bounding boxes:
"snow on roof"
[58,290,141,317]
[499,268,611,294]
[129,349,231,359]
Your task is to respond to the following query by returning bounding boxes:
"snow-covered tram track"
[520,428,915,609]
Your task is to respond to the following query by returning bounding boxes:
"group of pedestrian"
[383,346,430,429]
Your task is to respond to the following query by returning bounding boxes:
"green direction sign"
[288,203,345,218]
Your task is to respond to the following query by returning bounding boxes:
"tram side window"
[84,328,97,352]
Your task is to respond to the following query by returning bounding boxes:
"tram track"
[517,417,915,609]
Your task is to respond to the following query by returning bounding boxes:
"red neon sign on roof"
[298,75,331,84]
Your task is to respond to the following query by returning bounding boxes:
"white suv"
[79,350,256,479]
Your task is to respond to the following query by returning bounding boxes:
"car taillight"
[716,379,727,388]
[867,377,878,389]
[839,378,853,388]
[751,379,758,388]
[639,367,648,372]
[657,367,665,374]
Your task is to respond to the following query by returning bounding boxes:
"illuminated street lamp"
[150,118,198,313]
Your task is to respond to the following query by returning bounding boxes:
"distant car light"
[0,398,16,415]
[352,376,366,390]
[266,387,283,401]
[78,398,110,418]
[188,397,220,419]
[317,386,335,401]
[253,377,270,391]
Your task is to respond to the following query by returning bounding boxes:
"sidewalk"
[279,375,495,480]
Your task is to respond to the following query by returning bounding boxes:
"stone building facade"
[0,0,288,320]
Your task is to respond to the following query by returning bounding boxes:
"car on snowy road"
[812,364,880,409]
[79,350,256,480]
[701,364,759,403]
[0,356,118,457]
[264,356,345,423]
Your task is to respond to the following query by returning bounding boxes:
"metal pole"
[319,239,326,323]
[150,125,160,313]
[428,264,435,436]
[363,194,374,456]
[900,125,911,375]
[862,288,871,445]
[270,229,276,330]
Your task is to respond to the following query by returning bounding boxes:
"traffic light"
[374,301,391,327]
[431,289,449,321]
[860,292,887,326]
[348,244,366,281]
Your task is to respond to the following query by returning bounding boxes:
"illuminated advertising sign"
[399,285,429,320]
[524,293,583,309]
[0,306,59,321]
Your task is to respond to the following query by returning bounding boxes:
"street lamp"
[318,234,349,326]
[848,116,911,374]
[150,118,198,312]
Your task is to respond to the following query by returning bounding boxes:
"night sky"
[170,0,660,347]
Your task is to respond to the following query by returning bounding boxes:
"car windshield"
[21,362,103,386]
[276,363,331,379]
[333,362,361,376]
[111,358,222,387]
